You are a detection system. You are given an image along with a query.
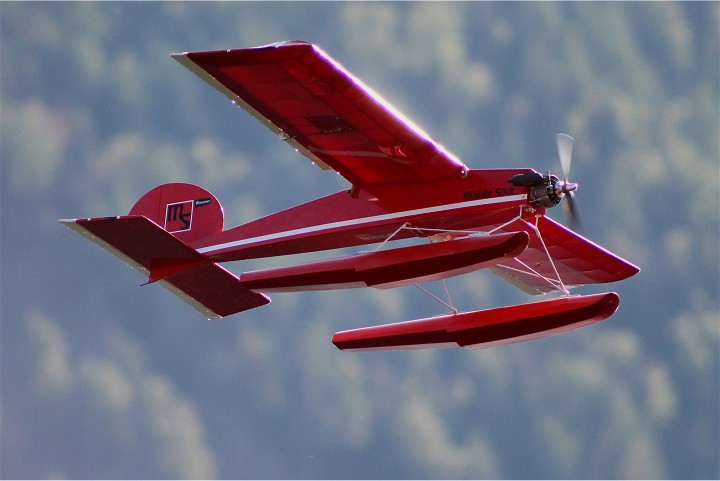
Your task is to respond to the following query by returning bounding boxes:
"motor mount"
[531,173,563,208]
[508,172,578,209]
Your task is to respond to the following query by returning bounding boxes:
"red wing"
[491,216,640,294]
[173,41,467,187]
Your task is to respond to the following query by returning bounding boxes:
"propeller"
[555,133,583,232]
[507,133,584,232]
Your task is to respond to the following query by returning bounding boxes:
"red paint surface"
[332,293,620,351]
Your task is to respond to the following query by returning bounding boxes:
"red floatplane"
[61,41,639,351]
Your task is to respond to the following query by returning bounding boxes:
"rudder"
[129,183,224,243]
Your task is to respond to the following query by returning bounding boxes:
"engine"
[508,171,578,209]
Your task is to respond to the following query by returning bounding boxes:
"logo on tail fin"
[130,184,223,242]
[166,201,193,232]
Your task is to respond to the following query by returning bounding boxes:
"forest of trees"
[2,2,718,479]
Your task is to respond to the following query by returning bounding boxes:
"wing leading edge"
[173,40,467,188]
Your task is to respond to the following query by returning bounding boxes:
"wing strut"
[413,282,457,314]
[531,215,570,294]
[373,222,410,252]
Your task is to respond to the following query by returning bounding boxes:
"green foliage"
[2,2,718,479]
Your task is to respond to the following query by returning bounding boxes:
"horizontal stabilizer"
[332,292,619,351]
[60,216,269,318]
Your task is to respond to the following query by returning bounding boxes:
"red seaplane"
[61,41,639,351]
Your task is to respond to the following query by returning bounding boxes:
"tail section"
[60,184,270,318]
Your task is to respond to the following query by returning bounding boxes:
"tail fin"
[60,184,270,319]
[128,183,224,244]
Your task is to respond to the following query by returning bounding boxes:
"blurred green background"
[2,2,718,479]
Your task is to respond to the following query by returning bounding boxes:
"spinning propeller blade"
[556,133,574,180]
[556,133,583,232]
[564,191,583,232]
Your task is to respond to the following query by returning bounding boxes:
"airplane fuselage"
[191,169,543,262]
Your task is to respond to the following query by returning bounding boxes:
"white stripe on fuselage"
[196,194,527,255]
